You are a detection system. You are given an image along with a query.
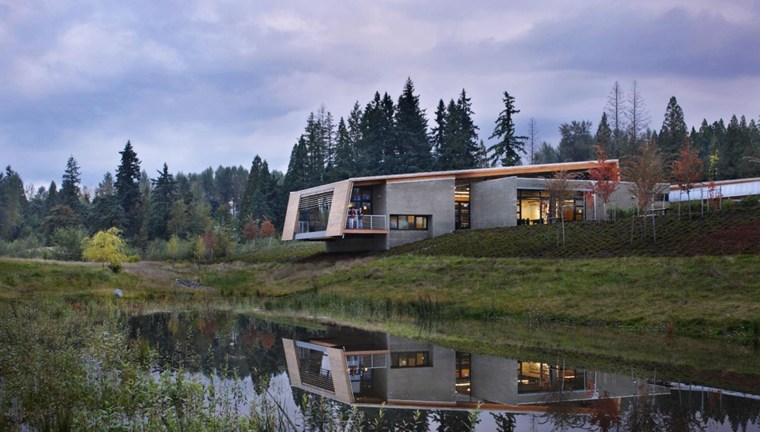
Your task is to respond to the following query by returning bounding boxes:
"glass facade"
[516,189,586,225]
[297,192,333,233]
[350,187,373,215]
[455,185,470,229]
[517,361,587,394]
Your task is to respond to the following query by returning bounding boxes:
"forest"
[1,78,759,257]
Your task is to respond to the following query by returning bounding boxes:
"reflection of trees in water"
[492,412,517,432]
[589,392,621,432]
[538,383,589,431]
[128,311,319,397]
[432,409,480,432]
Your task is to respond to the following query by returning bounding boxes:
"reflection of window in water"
[517,190,586,225]
[455,352,471,396]
[391,351,430,368]
[517,361,587,393]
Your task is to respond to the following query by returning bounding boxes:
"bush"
[741,195,759,209]
[145,239,168,261]
[51,227,87,260]
[0,236,46,259]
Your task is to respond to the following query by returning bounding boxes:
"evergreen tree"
[559,121,594,162]
[0,167,28,240]
[60,156,82,212]
[148,163,176,240]
[657,96,688,166]
[284,137,310,192]
[330,117,356,181]
[437,90,480,170]
[91,172,125,233]
[533,142,561,164]
[430,99,448,168]
[238,155,273,230]
[357,92,395,175]
[115,141,142,239]
[595,112,613,157]
[394,78,432,173]
[718,115,743,179]
[488,91,527,167]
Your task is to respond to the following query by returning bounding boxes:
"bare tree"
[527,117,539,164]
[605,81,626,157]
[624,142,667,243]
[626,81,650,152]
[545,169,577,246]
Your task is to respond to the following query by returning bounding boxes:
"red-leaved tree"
[670,143,704,218]
[589,145,620,221]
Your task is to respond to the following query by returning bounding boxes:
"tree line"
[2,78,758,252]
[0,141,285,257]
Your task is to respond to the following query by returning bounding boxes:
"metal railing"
[345,214,387,230]
[299,368,335,392]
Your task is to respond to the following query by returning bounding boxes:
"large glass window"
[297,192,333,233]
[455,185,470,229]
[389,215,429,230]
[391,351,430,368]
[517,190,586,225]
[517,361,587,394]
[350,187,373,215]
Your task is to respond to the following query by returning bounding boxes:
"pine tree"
[331,117,356,180]
[60,156,82,212]
[657,96,688,167]
[0,167,28,240]
[437,90,480,170]
[284,137,310,192]
[115,141,142,239]
[394,78,432,173]
[148,163,176,240]
[488,91,527,167]
[91,172,125,233]
[238,155,272,230]
[559,121,594,162]
[595,113,613,157]
[357,92,395,175]
[430,99,448,169]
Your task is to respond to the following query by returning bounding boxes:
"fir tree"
[330,117,356,181]
[238,155,272,230]
[488,91,527,167]
[559,120,594,162]
[394,78,432,173]
[430,99,448,168]
[438,90,480,170]
[60,156,82,212]
[115,141,142,239]
[148,163,176,240]
[595,112,613,157]
[657,96,688,167]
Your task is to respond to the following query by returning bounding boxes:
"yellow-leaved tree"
[82,227,128,271]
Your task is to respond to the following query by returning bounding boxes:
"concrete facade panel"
[385,335,456,402]
[471,177,517,229]
[386,178,455,242]
[470,355,518,405]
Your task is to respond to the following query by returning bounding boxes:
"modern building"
[282,160,641,251]
[282,326,669,412]
[669,177,760,203]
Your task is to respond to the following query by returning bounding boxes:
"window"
[297,192,333,233]
[389,215,429,230]
[391,351,430,368]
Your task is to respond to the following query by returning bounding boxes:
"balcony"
[345,214,387,231]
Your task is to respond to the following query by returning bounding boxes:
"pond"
[129,311,760,431]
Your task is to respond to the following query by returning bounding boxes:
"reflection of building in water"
[283,327,669,412]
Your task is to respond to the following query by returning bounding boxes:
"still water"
[129,311,760,431]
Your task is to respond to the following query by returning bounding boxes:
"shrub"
[51,227,87,260]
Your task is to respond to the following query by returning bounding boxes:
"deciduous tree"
[670,143,704,218]
[589,146,620,220]
[82,227,128,270]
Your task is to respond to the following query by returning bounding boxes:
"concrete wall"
[471,177,518,229]
[386,178,455,249]
[325,235,388,253]
[470,355,519,405]
[385,335,456,402]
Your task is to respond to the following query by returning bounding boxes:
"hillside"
[389,207,760,258]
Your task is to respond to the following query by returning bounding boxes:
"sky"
[2,0,759,190]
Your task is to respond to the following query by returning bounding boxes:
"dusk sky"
[2,0,759,189]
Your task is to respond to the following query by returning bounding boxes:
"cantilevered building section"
[282,160,636,252]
